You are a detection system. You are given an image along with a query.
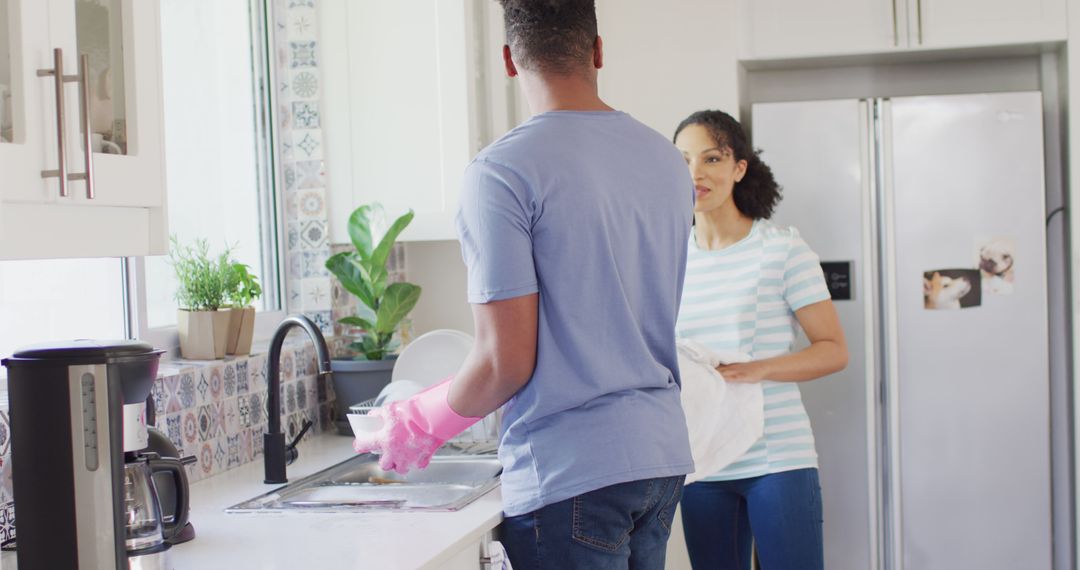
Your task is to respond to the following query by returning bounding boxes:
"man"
[354,1,695,567]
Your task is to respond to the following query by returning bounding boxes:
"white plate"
[391,329,474,387]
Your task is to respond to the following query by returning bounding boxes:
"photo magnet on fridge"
[923,269,982,310]
[976,237,1015,295]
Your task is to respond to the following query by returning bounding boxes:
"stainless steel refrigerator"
[752,93,1051,570]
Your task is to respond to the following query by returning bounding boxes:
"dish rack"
[349,398,501,455]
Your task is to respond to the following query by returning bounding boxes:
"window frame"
[127,0,286,355]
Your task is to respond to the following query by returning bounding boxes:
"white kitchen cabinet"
[0,0,167,260]
[322,0,516,243]
[739,0,1065,60]
[913,0,1066,49]
[435,531,508,570]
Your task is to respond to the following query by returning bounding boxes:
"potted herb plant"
[325,205,422,435]
[170,237,234,360]
[225,261,262,356]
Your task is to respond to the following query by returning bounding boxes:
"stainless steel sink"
[227,453,502,513]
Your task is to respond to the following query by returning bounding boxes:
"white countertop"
[2,435,504,570]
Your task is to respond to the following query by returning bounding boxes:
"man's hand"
[352,377,481,474]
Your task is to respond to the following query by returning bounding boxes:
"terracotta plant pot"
[177,309,230,360]
[226,306,256,356]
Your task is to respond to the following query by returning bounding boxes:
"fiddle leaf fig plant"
[326,205,422,360]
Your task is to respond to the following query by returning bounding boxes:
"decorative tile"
[199,442,214,475]
[294,131,322,159]
[150,378,168,420]
[0,456,12,504]
[310,311,334,337]
[296,160,324,189]
[287,278,303,312]
[226,434,242,469]
[299,220,328,250]
[213,439,227,474]
[292,101,320,130]
[238,394,252,428]
[289,41,317,68]
[297,188,326,220]
[209,366,223,401]
[196,372,211,406]
[286,413,300,441]
[223,364,237,397]
[223,397,240,436]
[296,377,309,410]
[249,393,265,425]
[240,429,253,464]
[182,411,199,447]
[213,401,227,439]
[250,427,265,459]
[0,501,14,547]
[288,0,314,8]
[286,382,297,414]
[283,164,297,191]
[301,277,332,310]
[0,412,9,457]
[288,6,316,39]
[249,357,266,393]
[236,361,250,395]
[178,373,196,410]
[286,223,302,252]
[197,405,216,442]
[282,352,295,381]
[302,250,330,278]
[292,70,318,99]
[165,414,183,450]
[164,375,182,414]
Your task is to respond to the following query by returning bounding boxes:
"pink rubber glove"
[352,377,482,474]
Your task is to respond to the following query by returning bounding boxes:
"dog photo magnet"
[923,269,982,310]
[976,236,1015,295]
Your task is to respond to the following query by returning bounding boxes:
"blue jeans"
[501,475,686,569]
[680,468,824,570]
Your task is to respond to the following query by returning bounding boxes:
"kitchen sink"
[226,452,502,513]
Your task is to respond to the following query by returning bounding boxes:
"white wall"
[404,240,474,336]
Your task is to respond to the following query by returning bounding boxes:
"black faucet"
[264,315,333,484]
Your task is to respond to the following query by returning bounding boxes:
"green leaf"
[326,252,376,310]
[339,316,375,331]
[360,334,384,361]
[372,210,414,270]
[374,283,421,334]
[347,206,375,262]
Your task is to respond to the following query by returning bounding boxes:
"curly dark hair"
[497,0,597,74]
[674,110,782,220]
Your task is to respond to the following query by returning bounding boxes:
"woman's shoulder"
[757,220,803,244]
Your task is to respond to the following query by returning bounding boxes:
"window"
[0,258,127,362]
[0,0,281,368]
[135,0,282,349]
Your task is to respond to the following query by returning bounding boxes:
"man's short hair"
[498,0,598,74]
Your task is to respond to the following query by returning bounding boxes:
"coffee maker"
[1,340,187,569]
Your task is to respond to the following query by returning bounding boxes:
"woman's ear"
[734,159,748,183]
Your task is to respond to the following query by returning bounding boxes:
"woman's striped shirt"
[676,220,831,481]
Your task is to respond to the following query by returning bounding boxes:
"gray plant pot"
[330,356,396,436]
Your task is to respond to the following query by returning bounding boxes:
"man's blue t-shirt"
[455,110,695,516]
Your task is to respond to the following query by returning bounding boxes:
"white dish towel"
[677,339,764,485]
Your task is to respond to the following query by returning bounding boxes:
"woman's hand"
[716,361,769,383]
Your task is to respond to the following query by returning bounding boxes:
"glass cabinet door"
[75,0,126,155]
[0,0,12,144]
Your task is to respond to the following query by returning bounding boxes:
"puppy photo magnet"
[976,236,1015,295]
[923,269,982,310]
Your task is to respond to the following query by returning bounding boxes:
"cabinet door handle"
[37,48,73,197]
[916,0,924,44]
[37,49,95,199]
[891,0,899,46]
[75,54,96,199]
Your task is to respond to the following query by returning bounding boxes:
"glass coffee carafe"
[124,453,188,567]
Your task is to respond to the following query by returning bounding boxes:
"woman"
[672,110,848,570]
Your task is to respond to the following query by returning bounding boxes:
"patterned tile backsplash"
[0,339,338,548]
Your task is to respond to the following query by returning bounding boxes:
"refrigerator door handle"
[874,98,904,570]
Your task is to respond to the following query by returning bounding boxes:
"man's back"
[456,110,695,516]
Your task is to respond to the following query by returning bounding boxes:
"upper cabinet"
[739,0,1066,60]
[0,0,167,260]
[322,0,518,243]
